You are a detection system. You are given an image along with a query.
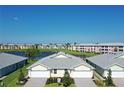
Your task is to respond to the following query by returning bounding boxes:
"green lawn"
[2,60,37,87]
[45,83,75,87]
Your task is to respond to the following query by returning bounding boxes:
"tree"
[49,43,53,49]
[34,44,39,49]
[74,42,77,46]
[18,69,25,82]
[105,69,114,86]
[25,48,40,60]
[62,70,72,87]
[0,80,5,87]
[114,47,118,52]
[39,43,42,49]
[65,43,71,50]
[46,45,50,49]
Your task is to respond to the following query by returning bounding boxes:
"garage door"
[70,71,93,78]
[29,70,50,78]
[112,71,124,78]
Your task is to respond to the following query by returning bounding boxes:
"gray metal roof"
[0,53,27,69]
[87,52,124,69]
[28,52,94,69]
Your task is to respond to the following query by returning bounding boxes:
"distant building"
[72,43,124,54]
[0,44,34,50]
[0,43,124,54]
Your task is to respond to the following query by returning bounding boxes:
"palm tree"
[34,44,39,49]
[24,43,27,49]
[46,44,50,49]
[38,43,42,49]
[114,47,118,52]
[49,43,53,49]
[0,44,3,50]
[25,48,40,60]
[54,43,58,49]
[65,43,71,50]
[6,43,9,50]
[74,42,77,46]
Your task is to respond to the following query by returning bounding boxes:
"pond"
[5,51,55,60]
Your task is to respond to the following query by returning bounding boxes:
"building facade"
[72,43,124,54]
[0,43,124,54]
[28,52,94,78]
[0,53,27,77]
[86,52,124,78]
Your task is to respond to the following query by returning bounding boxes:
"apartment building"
[72,43,124,54]
[0,43,66,50]
[0,44,34,50]
[0,43,124,54]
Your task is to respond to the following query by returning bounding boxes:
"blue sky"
[0,5,124,44]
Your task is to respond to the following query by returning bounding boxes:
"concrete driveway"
[74,78,96,87]
[113,78,124,87]
[24,78,47,87]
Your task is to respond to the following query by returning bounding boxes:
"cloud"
[13,17,19,21]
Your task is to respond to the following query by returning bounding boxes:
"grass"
[2,60,37,87]
[45,83,75,87]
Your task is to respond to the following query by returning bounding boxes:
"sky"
[0,5,124,44]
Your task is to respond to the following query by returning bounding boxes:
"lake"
[5,52,55,60]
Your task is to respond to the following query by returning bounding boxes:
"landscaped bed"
[45,83,75,87]
[45,77,75,87]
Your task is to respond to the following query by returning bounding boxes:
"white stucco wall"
[31,65,48,70]
[70,71,93,78]
[104,70,124,78]
[74,65,91,71]
[104,65,124,78]
[28,70,50,78]
[55,55,68,58]
[71,65,93,78]
[50,70,70,77]
[109,65,124,71]
[118,55,124,58]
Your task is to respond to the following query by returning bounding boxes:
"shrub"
[62,70,73,87]
[105,69,114,86]
[46,77,58,84]
[25,48,40,60]
[0,80,6,87]
[16,69,28,85]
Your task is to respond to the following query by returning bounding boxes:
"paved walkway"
[24,78,47,87]
[113,78,124,87]
[74,78,96,87]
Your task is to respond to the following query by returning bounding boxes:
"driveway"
[113,78,124,87]
[24,78,47,87]
[74,78,96,87]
